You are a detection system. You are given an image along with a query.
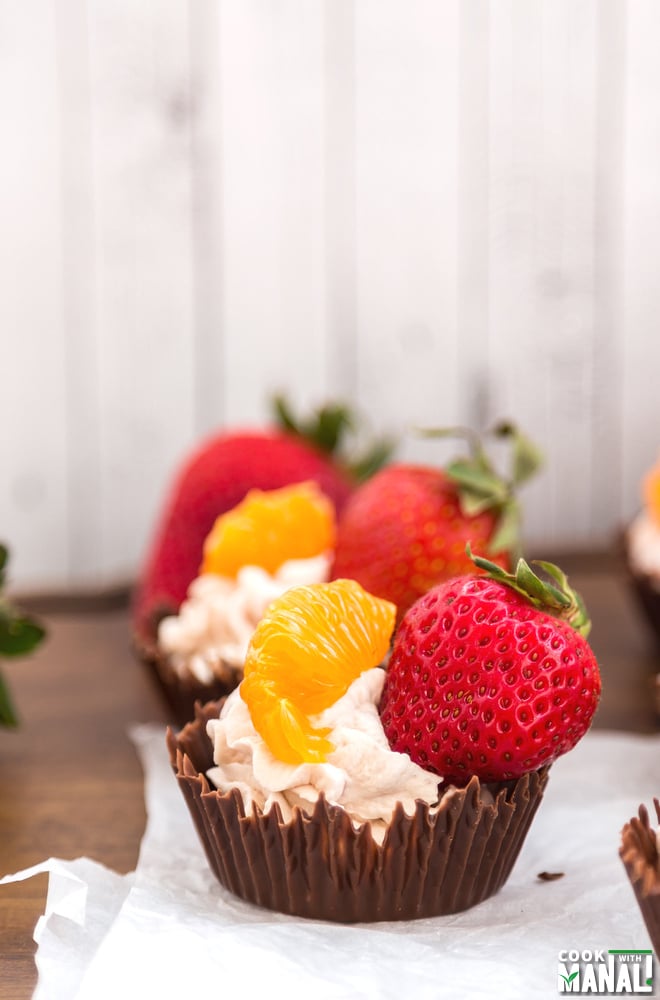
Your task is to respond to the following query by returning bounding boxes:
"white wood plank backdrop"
[1,0,659,590]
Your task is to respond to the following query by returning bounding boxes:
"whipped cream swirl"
[158,553,331,683]
[206,667,442,843]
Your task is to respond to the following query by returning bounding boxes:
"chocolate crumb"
[537,871,565,881]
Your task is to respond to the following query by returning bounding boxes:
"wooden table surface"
[0,555,658,997]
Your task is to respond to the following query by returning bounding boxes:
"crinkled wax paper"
[2,727,659,1000]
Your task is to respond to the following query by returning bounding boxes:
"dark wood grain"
[0,557,657,997]
[565,560,660,732]
[0,609,167,998]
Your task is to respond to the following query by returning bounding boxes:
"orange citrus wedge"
[240,580,396,764]
[200,481,335,578]
[644,461,660,529]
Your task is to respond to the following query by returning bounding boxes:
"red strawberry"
[132,400,393,641]
[332,423,541,617]
[379,553,601,783]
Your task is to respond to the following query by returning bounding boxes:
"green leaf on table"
[0,607,46,656]
[0,545,47,727]
[0,670,18,727]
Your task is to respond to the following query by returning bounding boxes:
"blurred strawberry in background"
[132,397,393,641]
[332,422,542,618]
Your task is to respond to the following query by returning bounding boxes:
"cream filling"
[157,553,331,683]
[206,667,443,844]
[627,512,660,584]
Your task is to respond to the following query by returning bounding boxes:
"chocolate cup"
[626,566,660,651]
[622,532,660,718]
[134,610,242,727]
[620,800,660,958]
[624,527,660,647]
[167,700,550,923]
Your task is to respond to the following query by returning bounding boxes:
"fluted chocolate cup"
[625,564,660,649]
[624,526,660,649]
[620,800,660,957]
[134,609,242,728]
[622,532,660,719]
[167,700,550,923]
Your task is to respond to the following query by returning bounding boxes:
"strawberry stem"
[271,394,396,482]
[417,422,543,561]
[467,545,592,638]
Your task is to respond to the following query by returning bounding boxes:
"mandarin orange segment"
[644,461,660,529]
[241,580,396,764]
[200,481,335,578]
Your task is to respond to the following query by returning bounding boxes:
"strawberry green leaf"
[350,439,398,484]
[417,423,542,564]
[417,426,493,471]
[493,421,544,487]
[533,560,570,592]
[488,503,521,556]
[460,491,498,517]
[532,561,591,636]
[467,546,592,637]
[515,559,571,610]
[271,394,300,435]
[308,403,354,454]
[273,396,355,454]
[0,670,18,727]
[512,434,544,487]
[0,544,7,589]
[446,461,509,502]
[271,394,394,478]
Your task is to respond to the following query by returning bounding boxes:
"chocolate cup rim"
[620,800,660,957]
[623,523,660,596]
[134,628,242,728]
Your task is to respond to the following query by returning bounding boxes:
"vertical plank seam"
[593,0,627,538]
[189,0,225,436]
[55,0,100,585]
[457,0,491,431]
[323,0,359,406]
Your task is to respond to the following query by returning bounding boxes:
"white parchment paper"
[3,728,659,1000]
